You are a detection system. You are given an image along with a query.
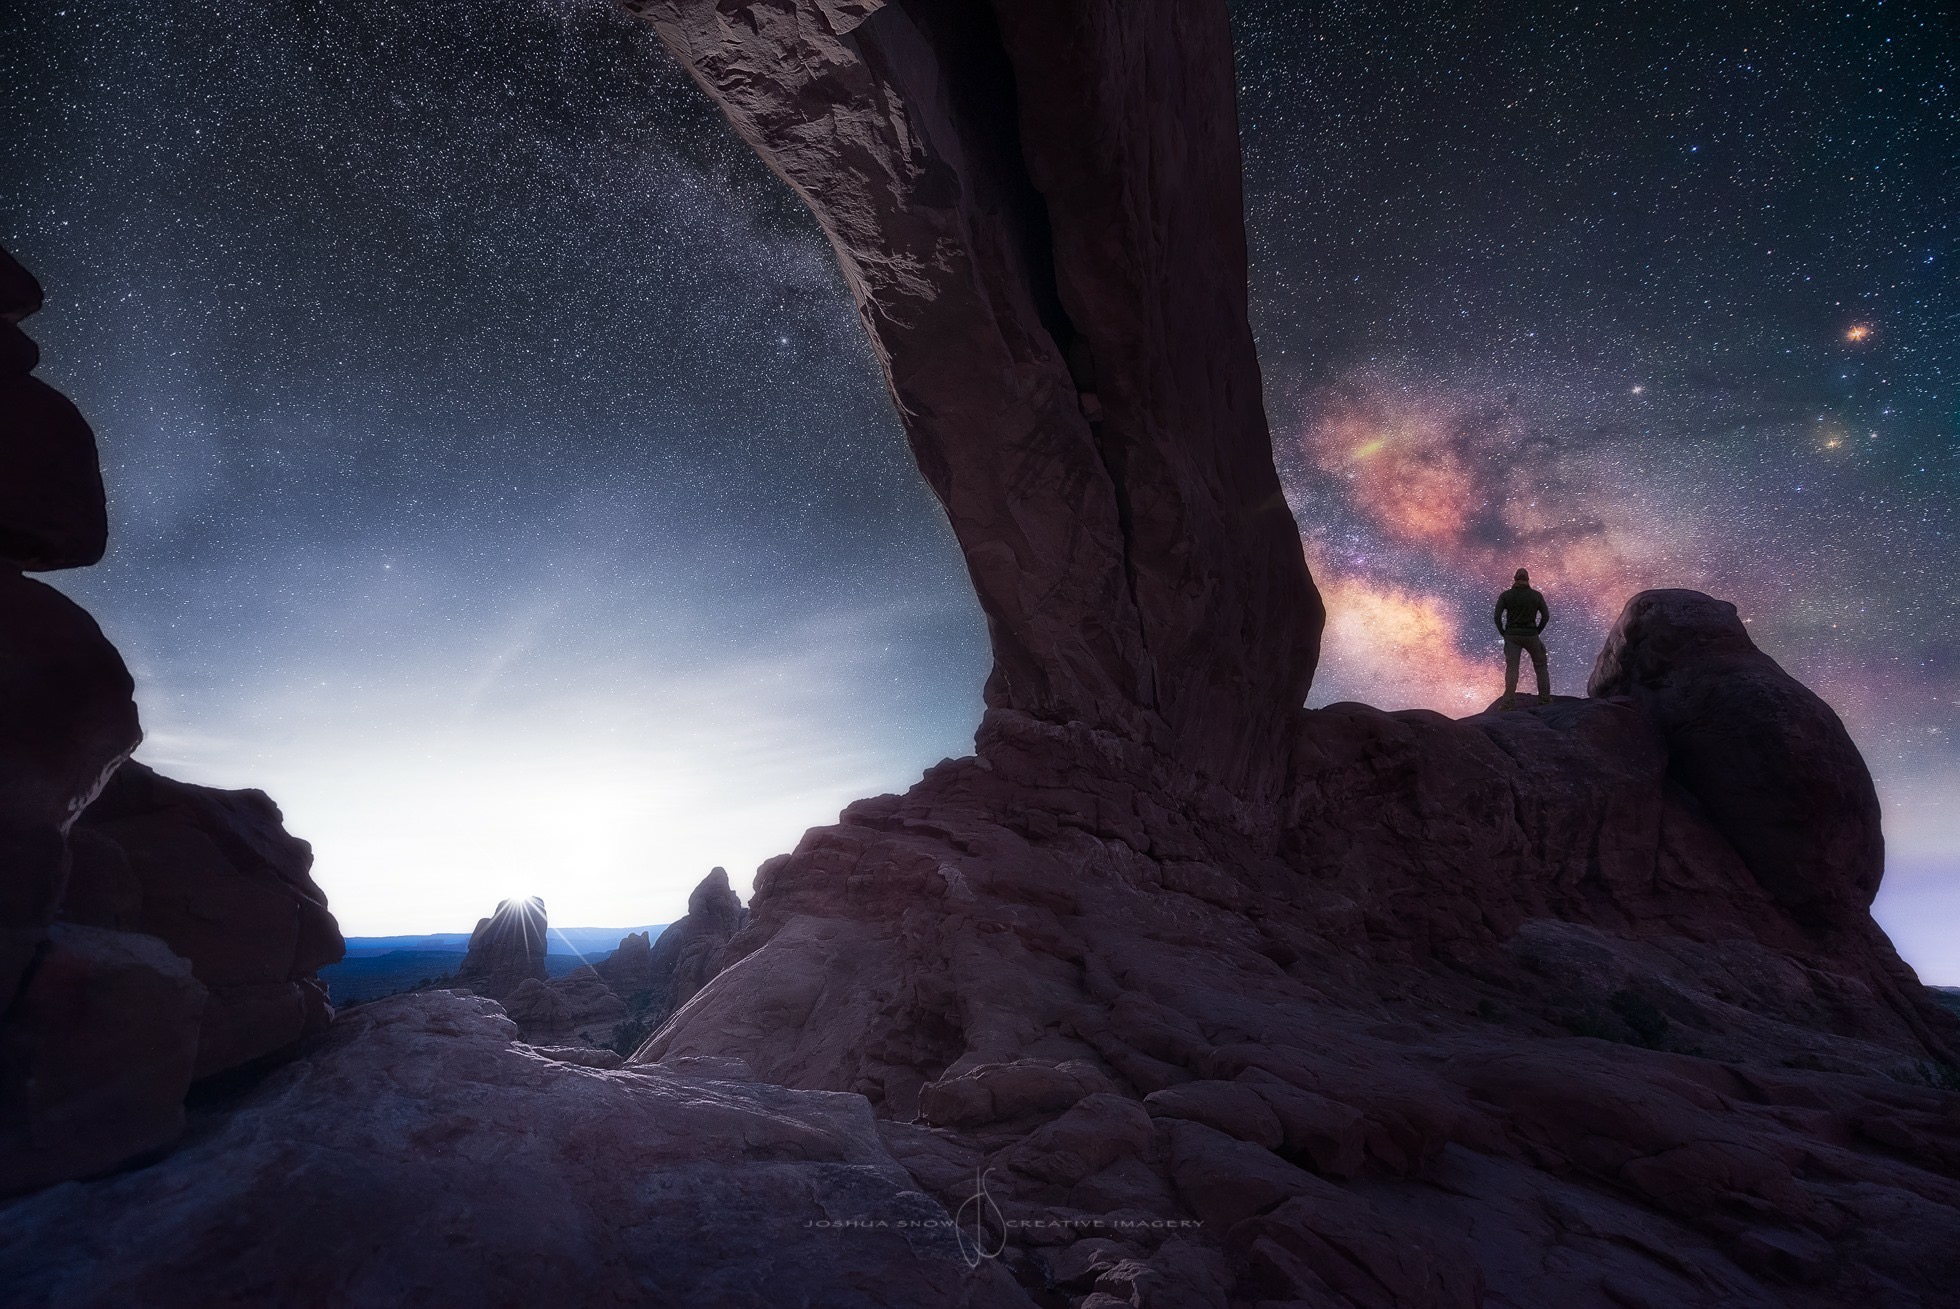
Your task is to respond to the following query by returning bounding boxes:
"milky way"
[1229,3,1957,976]
[4,1,1956,972]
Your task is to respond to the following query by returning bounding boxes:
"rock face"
[65,762,343,1078]
[0,926,204,1196]
[0,571,140,1010]
[453,896,548,1000]
[0,991,1029,1308]
[0,247,177,1196]
[641,866,746,1019]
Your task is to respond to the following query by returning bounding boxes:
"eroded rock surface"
[0,991,1030,1309]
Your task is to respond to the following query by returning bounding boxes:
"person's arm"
[1493,596,1506,634]
[1536,594,1550,632]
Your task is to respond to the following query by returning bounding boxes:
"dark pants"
[1503,631,1549,700]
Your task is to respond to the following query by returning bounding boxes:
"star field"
[1230,0,1959,974]
[3,0,1955,971]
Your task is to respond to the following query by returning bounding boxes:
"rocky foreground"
[3,1,1958,1306]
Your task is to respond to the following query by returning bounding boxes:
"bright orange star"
[1845,324,1872,343]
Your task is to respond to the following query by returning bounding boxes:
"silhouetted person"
[1493,568,1550,709]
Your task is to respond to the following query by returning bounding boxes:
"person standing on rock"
[1493,568,1551,710]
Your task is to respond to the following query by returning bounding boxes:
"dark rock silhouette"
[630,866,746,1030]
[0,249,105,571]
[0,572,139,1011]
[67,761,342,1078]
[0,377,108,571]
[1589,588,1885,926]
[0,250,343,1197]
[453,896,548,1001]
[5,4,1960,1305]
[594,927,654,993]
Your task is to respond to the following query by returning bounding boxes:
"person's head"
[1513,568,1530,585]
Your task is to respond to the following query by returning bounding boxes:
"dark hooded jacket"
[1493,584,1549,635]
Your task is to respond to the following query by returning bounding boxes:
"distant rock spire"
[454,896,548,1001]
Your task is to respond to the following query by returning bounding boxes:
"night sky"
[4,1,1955,976]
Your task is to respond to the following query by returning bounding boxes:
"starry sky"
[4,1,1955,976]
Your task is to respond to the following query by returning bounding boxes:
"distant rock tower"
[454,897,548,1001]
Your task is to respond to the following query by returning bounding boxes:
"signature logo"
[953,1168,1007,1269]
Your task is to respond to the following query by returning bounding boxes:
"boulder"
[1589,589,1884,926]
[0,925,205,1196]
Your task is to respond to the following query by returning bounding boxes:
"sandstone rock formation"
[0,247,174,1194]
[633,866,746,1024]
[443,884,740,1052]
[595,926,654,992]
[630,0,1320,802]
[610,3,1960,1303]
[66,761,342,1078]
[500,967,629,1048]
[1588,588,1885,927]
[453,895,548,1000]
[0,248,342,1196]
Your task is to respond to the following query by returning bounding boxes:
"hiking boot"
[1539,694,1553,705]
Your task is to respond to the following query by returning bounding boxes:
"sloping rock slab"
[0,991,1030,1308]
